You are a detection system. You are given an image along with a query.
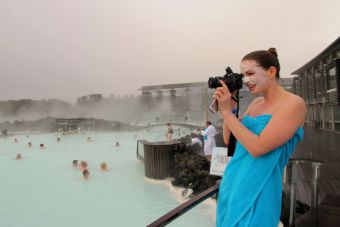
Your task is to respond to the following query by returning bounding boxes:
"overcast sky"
[1,0,339,102]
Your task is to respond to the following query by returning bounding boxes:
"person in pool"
[166,123,173,141]
[72,160,78,167]
[115,142,120,147]
[214,48,306,227]
[15,153,22,160]
[82,169,90,179]
[28,142,32,148]
[100,162,108,171]
[79,161,88,170]
[40,144,45,149]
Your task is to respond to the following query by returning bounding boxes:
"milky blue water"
[0,129,215,227]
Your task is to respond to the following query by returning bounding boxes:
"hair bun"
[268,47,278,57]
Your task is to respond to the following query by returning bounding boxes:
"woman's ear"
[268,66,277,79]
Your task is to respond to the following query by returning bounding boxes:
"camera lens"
[208,77,220,89]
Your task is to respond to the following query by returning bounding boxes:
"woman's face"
[240,60,269,93]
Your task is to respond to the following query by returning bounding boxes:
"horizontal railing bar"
[289,158,324,165]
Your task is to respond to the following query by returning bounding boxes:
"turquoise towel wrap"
[216,114,303,227]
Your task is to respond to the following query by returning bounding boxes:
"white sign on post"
[209,147,230,176]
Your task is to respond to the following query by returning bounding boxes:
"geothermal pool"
[0,129,215,227]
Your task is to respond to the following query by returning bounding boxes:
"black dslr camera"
[208,67,243,92]
[208,67,243,114]
[208,67,242,157]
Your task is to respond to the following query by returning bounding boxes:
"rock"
[172,138,221,195]
[181,188,194,198]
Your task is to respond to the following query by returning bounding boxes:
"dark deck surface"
[291,126,340,206]
[291,126,340,226]
[295,194,340,226]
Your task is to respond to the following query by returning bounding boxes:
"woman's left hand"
[213,80,234,117]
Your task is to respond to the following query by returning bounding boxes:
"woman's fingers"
[214,81,233,105]
[214,93,226,104]
[219,80,231,95]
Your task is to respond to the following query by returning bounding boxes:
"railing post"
[311,162,321,211]
[289,162,298,227]
[136,140,139,159]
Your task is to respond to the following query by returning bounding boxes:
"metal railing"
[147,180,220,227]
[285,158,324,226]
[145,158,324,227]
[151,128,189,142]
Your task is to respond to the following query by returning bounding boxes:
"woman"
[166,123,174,141]
[214,48,306,227]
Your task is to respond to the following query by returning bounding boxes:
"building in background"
[77,94,103,105]
[291,36,340,132]
[139,82,256,125]
[139,77,294,126]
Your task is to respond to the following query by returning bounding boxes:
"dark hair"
[72,160,78,165]
[83,169,90,177]
[242,48,280,79]
[206,121,212,125]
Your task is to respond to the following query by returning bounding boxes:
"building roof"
[139,82,208,91]
[291,36,340,75]
[140,77,294,92]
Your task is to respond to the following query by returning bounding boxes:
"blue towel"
[216,114,303,227]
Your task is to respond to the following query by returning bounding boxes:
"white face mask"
[242,76,256,85]
[241,62,268,88]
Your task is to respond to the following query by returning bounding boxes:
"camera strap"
[231,96,238,103]
[235,90,240,118]
[227,89,240,157]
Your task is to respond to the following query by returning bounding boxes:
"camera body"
[208,67,243,92]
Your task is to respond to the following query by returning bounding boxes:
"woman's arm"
[214,80,306,158]
[222,97,306,157]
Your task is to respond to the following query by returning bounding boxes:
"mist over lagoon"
[1,1,339,102]
[1,0,340,226]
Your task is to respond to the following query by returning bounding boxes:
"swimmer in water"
[79,161,88,170]
[28,142,32,148]
[82,169,90,179]
[166,123,173,141]
[87,137,92,142]
[115,142,120,147]
[72,160,78,167]
[40,144,45,149]
[14,138,18,143]
[57,137,61,142]
[100,162,108,171]
[15,153,22,160]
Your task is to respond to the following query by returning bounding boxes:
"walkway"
[292,126,340,204]
[291,126,340,226]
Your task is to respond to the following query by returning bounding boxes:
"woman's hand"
[213,80,236,117]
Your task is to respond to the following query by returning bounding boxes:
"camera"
[208,67,243,92]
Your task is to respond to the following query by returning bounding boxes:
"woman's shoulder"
[275,92,306,125]
[284,92,306,107]
[243,97,264,116]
